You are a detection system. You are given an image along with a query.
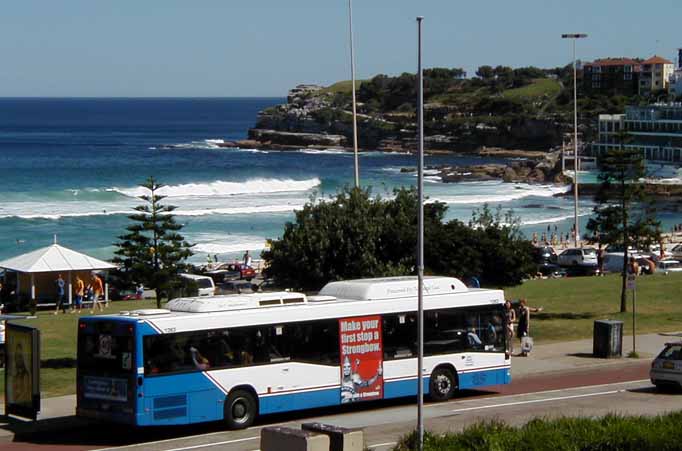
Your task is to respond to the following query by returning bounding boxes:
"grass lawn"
[502,78,561,100]
[2,273,681,399]
[505,272,682,343]
[321,79,364,94]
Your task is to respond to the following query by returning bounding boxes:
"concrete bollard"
[301,423,364,451]
[261,426,330,451]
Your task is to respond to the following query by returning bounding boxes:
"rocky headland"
[220,81,571,154]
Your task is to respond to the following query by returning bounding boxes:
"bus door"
[77,319,136,422]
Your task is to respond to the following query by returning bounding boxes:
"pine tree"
[586,132,660,313]
[112,177,193,307]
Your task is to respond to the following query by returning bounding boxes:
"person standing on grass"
[90,273,105,312]
[517,298,543,356]
[504,300,517,354]
[74,275,84,314]
[54,274,68,315]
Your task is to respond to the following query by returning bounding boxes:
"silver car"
[650,342,682,391]
[557,247,598,267]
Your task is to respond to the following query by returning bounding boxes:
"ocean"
[0,98,678,264]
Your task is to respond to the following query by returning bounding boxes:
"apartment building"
[592,103,682,163]
[582,58,641,96]
[639,55,674,94]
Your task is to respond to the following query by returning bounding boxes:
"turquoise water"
[0,98,679,264]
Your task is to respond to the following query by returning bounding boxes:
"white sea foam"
[521,212,591,226]
[0,209,132,220]
[110,178,321,198]
[432,184,571,205]
[297,148,351,155]
[190,233,268,256]
[173,204,304,217]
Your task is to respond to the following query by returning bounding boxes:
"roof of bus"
[80,277,505,334]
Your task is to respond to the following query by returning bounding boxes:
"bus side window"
[383,313,416,360]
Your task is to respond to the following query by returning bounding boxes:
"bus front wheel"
[224,389,257,429]
[429,367,457,401]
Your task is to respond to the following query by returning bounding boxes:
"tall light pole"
[416,16,425,451]
[562,33,587,247]
[348,0,360,188]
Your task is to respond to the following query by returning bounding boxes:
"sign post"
[5,323,40,420]
[626,274,636,355]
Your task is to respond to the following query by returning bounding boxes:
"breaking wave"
[110,177,321,198]
[433,184,571,205]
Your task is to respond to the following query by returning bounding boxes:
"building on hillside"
[591,103,682,164]
[639,55,674,95]
[582,58,641,96]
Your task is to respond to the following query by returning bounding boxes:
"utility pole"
[416,15,425,451]
[348,0,360,188]
[561,33,587,247]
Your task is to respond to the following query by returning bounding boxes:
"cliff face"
[247,84,569,152]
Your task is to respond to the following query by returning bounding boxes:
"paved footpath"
[0,331,678,448]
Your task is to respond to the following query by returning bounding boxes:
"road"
[4,362,680,451]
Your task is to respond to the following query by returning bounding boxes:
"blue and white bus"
[76,276,510,428]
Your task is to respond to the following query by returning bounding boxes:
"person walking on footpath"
[74,275,85,314]
[517,298,543,356]
[54,274,68,314]
[90,273,105,312]
[504,300,517,354]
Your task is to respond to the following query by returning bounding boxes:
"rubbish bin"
[593,320,623,358]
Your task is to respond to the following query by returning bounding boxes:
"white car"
[557,247,598,267]
[650,342,682,391]
[657,260,682,274]
[179,274,216,297]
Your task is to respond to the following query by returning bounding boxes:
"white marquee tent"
[0,244,116,306]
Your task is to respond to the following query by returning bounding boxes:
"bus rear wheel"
[429,367,457,401]
[224,389,257,429]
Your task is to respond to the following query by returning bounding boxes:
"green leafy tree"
[586,133,660,312]
[263,187,444,291]
[476,65,494,80]
[264,188,534,291]
[112,177,194,307]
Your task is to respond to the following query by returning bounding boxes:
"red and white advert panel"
[339,315,384,403]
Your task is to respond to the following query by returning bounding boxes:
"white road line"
[160,436,259,451]
[425,378,650,409]
[450,389,624,413]
[368,442,398,449]
[93,435,259,451]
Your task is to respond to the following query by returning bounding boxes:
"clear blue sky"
[1,0,680,97]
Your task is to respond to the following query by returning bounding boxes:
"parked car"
[650,341,682,391]
[671,244,682,259]
[602,252,647,274]
[557,247,598,267]
[216,280,255,294]
[206,262,256,282]
[532,246,563,277]
[179,273,216,297]
[657,260,682,274]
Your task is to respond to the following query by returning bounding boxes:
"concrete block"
[261,426,330,451]
[302,422,364,451]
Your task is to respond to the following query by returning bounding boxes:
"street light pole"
[348,0,360,188]
[562,33,587,247]
[416,16,425,451]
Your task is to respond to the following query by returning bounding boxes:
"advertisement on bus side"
[339,315,384,404]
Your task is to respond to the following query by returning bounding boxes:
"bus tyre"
[429,367,456,401]
[224,390,257,429]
